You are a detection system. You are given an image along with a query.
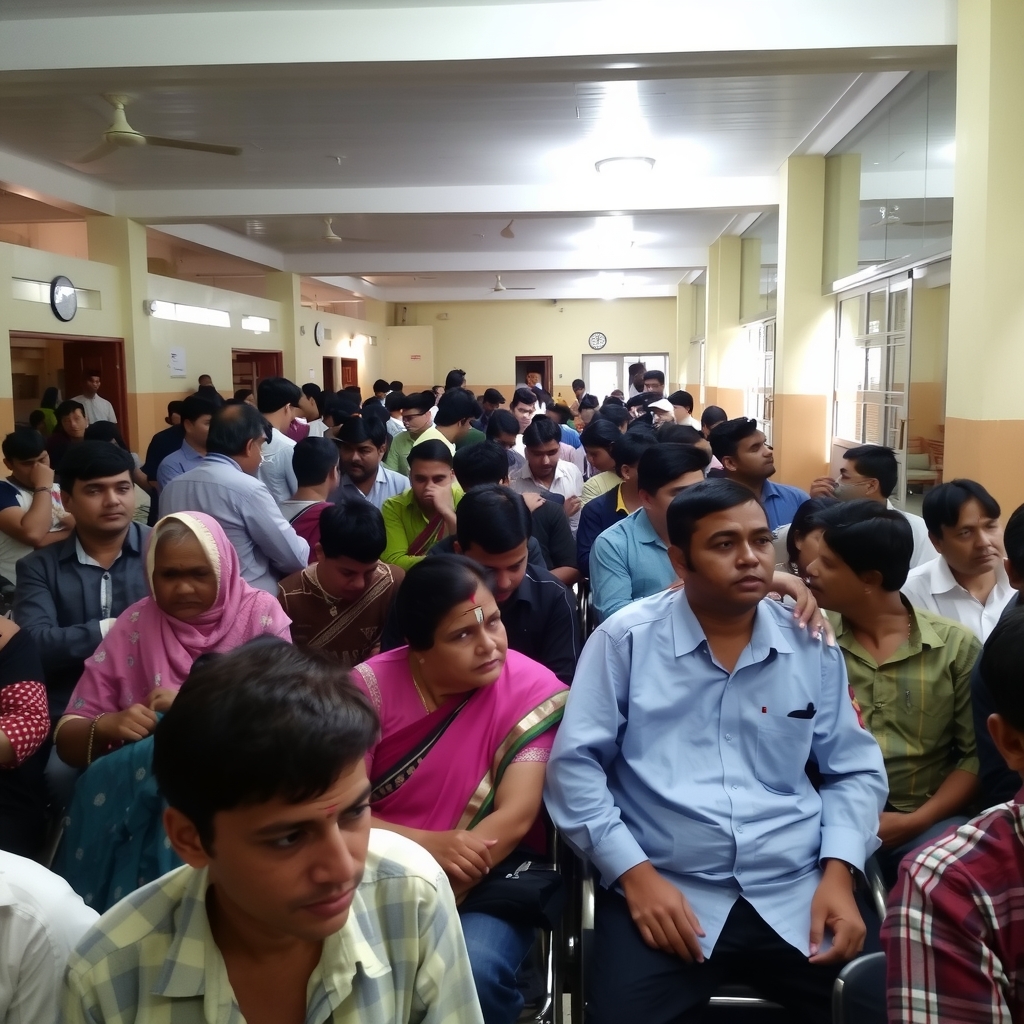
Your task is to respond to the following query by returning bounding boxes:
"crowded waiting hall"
[0,3,1018,1023]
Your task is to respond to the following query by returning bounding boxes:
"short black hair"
[395,555,490,650]
[28,411,45,431]
[302,382,322,400]
[922,479,1001,538]
[58,440,135,494]
[198,374,213,384]
[637,443,709,495]
[1005,503,1024,578]
[232,388,252,403]
[598,404,630,430]
[626,393,652,410]
[153,638,378,849]
[327,394,362,423]
[482,388,505,405]
[399,391,435,413]
[180,394,218,425]
[786,497,840,567]
[627,361,645,376]
[580,417,622,453]
[319,501,386,562]
[389,380,403,391]
[444,369,467,391]
[2,428,45,462]
[844,444,898,499]
[547,404,573,425]
[456,484,532,554]
[700,405,728,431]
[657,423,705,446]
[206,403,266,457]
[613,431,658,473]
[578,395,600,412]
[384,391,406,414]
[665,478,765,554]
[642,370,665,386]
[817,499,913,591]
[407,439,453,468]
[83,421,129,450]
[980,608,1024,731]
[453,441,509,490]
[435,389,480,427]
[708,417,760,462]
[667,390,694,412]
[337,414,386,449]
[572,379,586,390]
[55,399,85,424]
[511,387,537,409]
[166,400,184,418]
[256,376,302,415]
[372,378,389,394]
[486,409,520,439]
[84,369,101,380]
[292,436,339,487]
[522,416,561,448]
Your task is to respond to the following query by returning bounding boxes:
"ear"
[928,532,943,554]
[858,568,886,589]
[1,459,11,473]
[987,713,1024,775]
[721,455,739,473]
[313,542,326,564]
[865,478,882,500]
[163,806,211,869]
[668,543,691,581]
[1005,557,1024,593]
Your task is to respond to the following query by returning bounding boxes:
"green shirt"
[62,829,484,1024]
[454,427,486,450]
[381,484,464,571]
[834,601,981,813]
[383,426,454,477]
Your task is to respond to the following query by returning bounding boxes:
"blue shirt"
[544,589,887,957]
[589,509,674,622]
[160,454,308,593]
[576,484,626,578]
[761,479,810,531]
[329,465,410,511]
[155,441,204,491]
[560,424,581,449]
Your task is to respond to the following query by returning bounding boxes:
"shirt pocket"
[754,714,815,795]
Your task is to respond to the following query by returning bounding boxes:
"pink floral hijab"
[65,512,292,718]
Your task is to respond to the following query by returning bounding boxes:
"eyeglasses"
[402,412,428,423]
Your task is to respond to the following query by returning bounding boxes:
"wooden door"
[231,350,284,395]
[62,339,129,445]
[340,359,358,389]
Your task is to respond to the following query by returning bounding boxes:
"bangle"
[32,487,50,493]
[85,714,105,766]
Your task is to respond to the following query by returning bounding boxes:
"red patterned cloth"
[882,791,1024,1022]
[0,680,50,766]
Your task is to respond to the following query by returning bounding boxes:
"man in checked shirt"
[883,607,1024,1023]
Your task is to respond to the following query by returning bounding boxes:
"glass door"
[743,319,775,445]
[582,352,670,401]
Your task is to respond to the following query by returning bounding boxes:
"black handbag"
[458,850,565,930]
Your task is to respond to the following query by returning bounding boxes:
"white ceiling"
[0,0,957,301]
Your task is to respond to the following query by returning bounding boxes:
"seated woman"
[351,556,567,1024]
[54,511,291,768]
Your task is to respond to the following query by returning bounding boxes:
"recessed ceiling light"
[595,156,655,177]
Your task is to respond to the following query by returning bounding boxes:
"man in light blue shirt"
[256,376,301,504]
[155,395,215,491]
[161,404,308,593]
[545,478,886,1024]
[329,415,410,510]
[590,444,708,622]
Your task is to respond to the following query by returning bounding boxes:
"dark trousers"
[586,890,843,1024]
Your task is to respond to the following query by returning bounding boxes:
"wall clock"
[588,331,607,350]
[314,322,325,347]
[50,276,78,322]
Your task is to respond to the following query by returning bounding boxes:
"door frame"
[514,355,554,391]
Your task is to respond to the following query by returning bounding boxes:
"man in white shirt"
[510,416,583,534]
[902,479,1014,641]
[0,851,97,1023]
[72,371,117,426]
[668,390,698,428]
[809,444,938,569]
[256,376,301,504]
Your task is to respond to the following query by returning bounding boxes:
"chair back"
[832,952,887,1024]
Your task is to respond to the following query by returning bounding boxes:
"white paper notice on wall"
[169,348,186,378]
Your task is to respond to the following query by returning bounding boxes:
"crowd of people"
[0,364,1018,1023]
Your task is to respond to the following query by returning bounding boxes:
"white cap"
[648,398,674,414]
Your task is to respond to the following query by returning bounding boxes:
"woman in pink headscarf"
[54,511,291,767]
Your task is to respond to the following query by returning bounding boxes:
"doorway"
[581,353,669,403]
[514,356,553,394]
[340,359,359,391]
[231,350,284,397]
[323,357,336,392]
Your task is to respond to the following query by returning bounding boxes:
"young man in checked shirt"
[883,607,1024,1023]
[61,640,483,1024]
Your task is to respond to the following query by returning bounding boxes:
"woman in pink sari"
[54,511,291,767]
[351,555,567,1024]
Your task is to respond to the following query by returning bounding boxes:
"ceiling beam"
[0,145,114,216]
[153,223,284,269]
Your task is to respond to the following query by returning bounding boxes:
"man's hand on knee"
[808,859,866,965]
[619,861,706,963]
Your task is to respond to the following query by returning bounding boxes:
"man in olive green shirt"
[383,391,454,477]
[805,500,980,883]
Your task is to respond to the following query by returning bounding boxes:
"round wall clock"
[588,331,607,350]
[314,322,325,347]
[50,276,78,322]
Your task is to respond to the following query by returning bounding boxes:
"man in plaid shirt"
[882,607,1024,1023]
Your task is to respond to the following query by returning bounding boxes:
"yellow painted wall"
[908,282,948,446]
[382,326,435,391]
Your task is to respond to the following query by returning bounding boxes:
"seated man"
[576,431,657,578]
[279,502,403,667]
[13,442,148,721]
[279,436,341,556]
[485,408,526,472]
[667,390,697,427]
[805,500,980,883]
[510,417,584,535]
[545,403,582,449]
[384,390,407,439]
[808,443,937,568]
[590,444,708,621]
[509,388,584,473]
[45,399,88,474]
[161,403,308,592]
[883,607,1024,1024]
[256,376,302,504]
[545,479,887,1024]
[330,415,409,510]
[62,639,484,1024]
[902,478,1013,640]
[0,427,72,586]
[141,401,184,525]
[451,440,578,587]
[155,394,216,491]
[384,392,453,477]
[381,440,463,570]
[708,417,809,531]
[434,389,486,450]
[473,388,505,432]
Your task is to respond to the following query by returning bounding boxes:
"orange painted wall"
[944,417,1024,519]
[772,392,829,488]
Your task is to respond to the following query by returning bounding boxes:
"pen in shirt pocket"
[905,689,911,709]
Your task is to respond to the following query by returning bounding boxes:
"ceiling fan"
[500,220,515,239]
[74,94,242,164]
[870,204,901,227]
[492,275,534,293]
[322,218,384,244]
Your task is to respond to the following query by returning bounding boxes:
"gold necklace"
[409,659,433,712]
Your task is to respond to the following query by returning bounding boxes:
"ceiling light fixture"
[595,156,655,177]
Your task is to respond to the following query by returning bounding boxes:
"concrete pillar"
[944,0,1024,516]
[822,153,862,290]
[704,235,744,414]
[740,237,763,322]
[772,156,835,487]
[264,272,301,382]
[675,279,697,394]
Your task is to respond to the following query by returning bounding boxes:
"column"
[944,0,1024,517]
[264,272,301,382]
[704,235,744,413]
[675,279,697,394]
